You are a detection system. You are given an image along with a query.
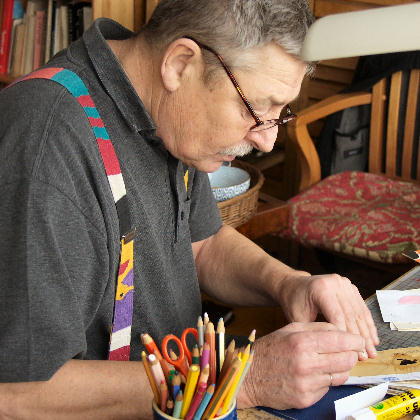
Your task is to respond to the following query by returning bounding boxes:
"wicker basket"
[216,160,264,227]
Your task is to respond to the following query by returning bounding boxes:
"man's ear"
[161,38,202,92]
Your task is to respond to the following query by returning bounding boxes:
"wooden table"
[236,266,420,420]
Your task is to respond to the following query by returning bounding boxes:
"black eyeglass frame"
[184,36,297,132]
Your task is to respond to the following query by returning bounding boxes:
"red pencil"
[185,381,208,420]
[160,380,168,412]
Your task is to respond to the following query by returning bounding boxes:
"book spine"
[0,0,15,74]
[33,10,45,70]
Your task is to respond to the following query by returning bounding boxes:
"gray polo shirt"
[0,18,222,382]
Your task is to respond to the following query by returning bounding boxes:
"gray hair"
[139,0,315,76]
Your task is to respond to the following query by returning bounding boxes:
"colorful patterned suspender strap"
[15,68,135,361]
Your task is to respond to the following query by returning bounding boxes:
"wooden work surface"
[237,266,420,420]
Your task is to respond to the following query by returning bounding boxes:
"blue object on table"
[257,385,365,420]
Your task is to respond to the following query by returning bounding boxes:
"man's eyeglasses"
[184,36,296,132]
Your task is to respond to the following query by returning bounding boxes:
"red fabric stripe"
[24,68,63,81]
[108,345,130,361]
[88,117,105,127]
[97,138,122,175]
[77,95,95,107]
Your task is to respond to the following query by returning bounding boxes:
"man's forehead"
[240,45,306,103]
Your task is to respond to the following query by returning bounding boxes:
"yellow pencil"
[180,364,201,418]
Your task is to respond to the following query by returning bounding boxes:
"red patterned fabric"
[282,171,420,264]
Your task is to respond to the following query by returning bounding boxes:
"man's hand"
[238,322,364,410]
[278,273,379,360]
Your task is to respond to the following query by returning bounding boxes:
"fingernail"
[359,350,368,359]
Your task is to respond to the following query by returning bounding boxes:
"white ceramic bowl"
[208,166,251,202]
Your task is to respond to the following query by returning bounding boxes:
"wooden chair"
[240,69,420,266]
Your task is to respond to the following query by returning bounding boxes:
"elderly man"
[0,0,378,418]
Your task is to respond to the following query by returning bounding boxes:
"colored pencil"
[142,333,171,382]
[197,316,204,349]
[193,384,214,420]
[203,312,209,327]
[160,380,168,412]
[198,364,210,385]
[154,349,171,385]
[205,322,216,385]
[167,399,174,416]
[180,364,201,418]
[172,372,181,399]
[192,344,200,365]
[141,351,160,405]
[218,339,235,386]
[202,358,242,420]
[221,344,250,413]
[185,381,208,420]
[141,333,161,356]
[231,349,254,405]
[201,342,210,371]
[216,318,225,376]
[247,329,256,346]
[173,390,183,419]
[148,354,166,395]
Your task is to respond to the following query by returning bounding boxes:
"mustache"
[218,142,253,157]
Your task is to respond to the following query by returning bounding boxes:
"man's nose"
[244,126,279,153]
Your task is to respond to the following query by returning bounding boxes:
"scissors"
[161,328,198,378]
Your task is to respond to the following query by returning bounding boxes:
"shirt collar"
[83,18,156,134]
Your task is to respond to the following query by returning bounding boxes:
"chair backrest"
[369,69,420,182]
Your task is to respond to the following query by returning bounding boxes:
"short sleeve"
[188,170,222,243]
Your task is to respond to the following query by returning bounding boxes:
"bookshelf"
[0,0,153,86]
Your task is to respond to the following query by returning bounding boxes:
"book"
[0,0,4,36]
[10,20,24,76]
[7,16,23,74]
[44,0,53,62]
[33,9,45,69]
[72,1,90,40]
[52,0,61,55]
[82,4,92,32]
[60,2,68,50]
[0,0,15,74]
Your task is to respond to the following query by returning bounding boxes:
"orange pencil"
[141,333,161,356]
[205,322,216,385]
[141,351,160,406]
[141,334,171,381]
[218,339,235,386]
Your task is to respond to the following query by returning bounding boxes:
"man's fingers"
[313,330,365,355]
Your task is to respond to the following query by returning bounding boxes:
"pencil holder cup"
[152,399,237,420]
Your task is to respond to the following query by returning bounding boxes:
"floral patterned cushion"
[281,171,420,264]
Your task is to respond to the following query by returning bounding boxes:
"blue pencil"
[173,390,183,419]
[193,384,215,420]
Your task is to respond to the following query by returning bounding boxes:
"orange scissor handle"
[181,327,198,365]
[161,334,188,378]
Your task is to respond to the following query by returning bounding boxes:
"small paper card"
[377,289,420,322]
